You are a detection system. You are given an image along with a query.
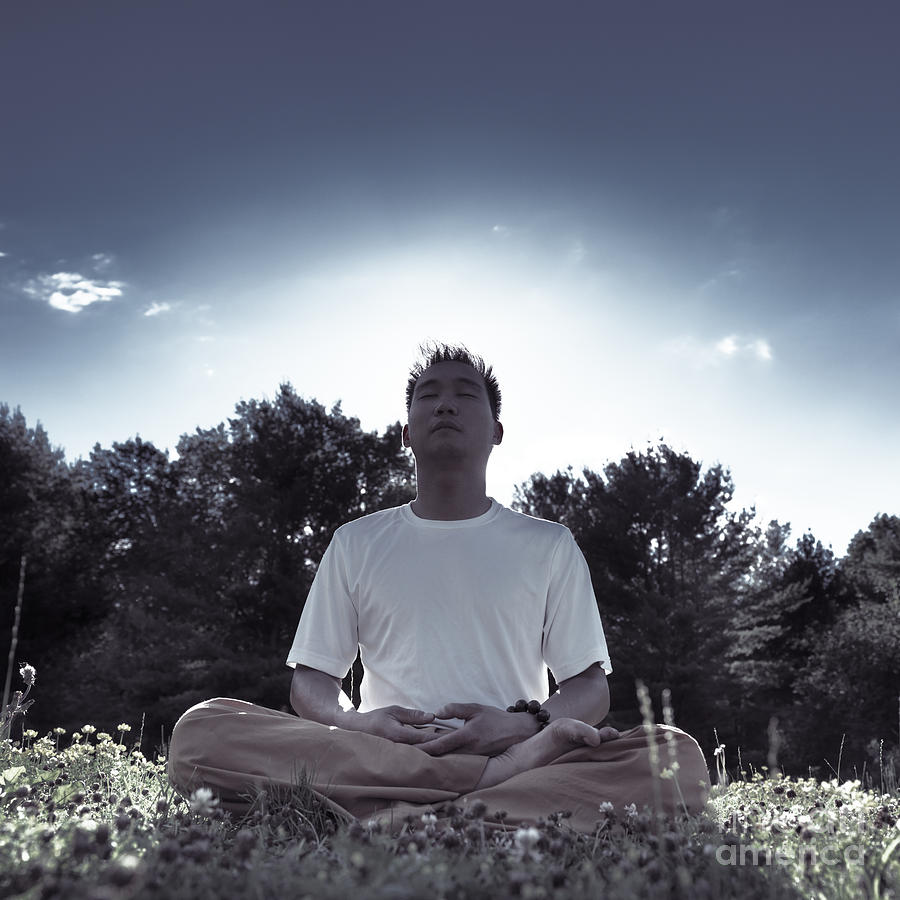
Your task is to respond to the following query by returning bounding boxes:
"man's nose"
[435,396,458,413]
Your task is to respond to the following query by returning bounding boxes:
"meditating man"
[168,342,709,831]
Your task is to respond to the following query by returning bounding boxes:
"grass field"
[1,720,898,900]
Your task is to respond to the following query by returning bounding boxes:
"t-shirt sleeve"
[542,527,613,681]
[285,530,359,679]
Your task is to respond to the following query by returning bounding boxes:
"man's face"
[402,360,503,464]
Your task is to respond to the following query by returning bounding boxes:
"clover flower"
[19,664,36,687]
[189,786,219,816]
[514,826,540,851]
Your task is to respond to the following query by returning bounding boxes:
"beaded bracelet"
[506,698,551,730]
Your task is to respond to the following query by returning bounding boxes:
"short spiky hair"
[406,341,502,421]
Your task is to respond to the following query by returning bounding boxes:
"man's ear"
[402,423,411,448]
[493,421,504,445]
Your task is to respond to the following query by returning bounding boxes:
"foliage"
[0,406,102,693]
[727,514,900,774]
[787,596,900,775]
[514,445,759,750]
[726,528,852,770]
[841,514,900,606]
[41,385,415,742]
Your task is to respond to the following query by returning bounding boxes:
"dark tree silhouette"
[515,444,759,756]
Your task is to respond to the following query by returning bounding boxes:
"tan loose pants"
[168,698,710,833]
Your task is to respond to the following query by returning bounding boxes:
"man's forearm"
[290,664,353,728]
[541,665,610,728]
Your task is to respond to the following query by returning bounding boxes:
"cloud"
[0,251,7,258]
[715,335,739,356]
[91,252,113,271]
[714,334,773,362]
[491,225,510,236]
[144,302,171,317]
[667,333,774,367]
[24,271,125,313]
[698,263,744,294]
[749,338,772,361]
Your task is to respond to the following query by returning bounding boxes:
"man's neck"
[409,474,492,521]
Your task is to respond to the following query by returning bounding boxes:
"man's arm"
[542,662,611,727]
[290,664,443,745]
[289,664,348,726]
[420,662,616,757]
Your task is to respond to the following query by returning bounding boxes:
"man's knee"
[654,725,710,810]
[167,698,233,792]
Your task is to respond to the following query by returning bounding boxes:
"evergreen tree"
[785,515,900,774]
[0,406,95,705]
[514,444,759,752]
[727,527,848,769]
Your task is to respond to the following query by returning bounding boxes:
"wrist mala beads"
[506,698,551,730]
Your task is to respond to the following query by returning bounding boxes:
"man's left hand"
[418,703,539,757]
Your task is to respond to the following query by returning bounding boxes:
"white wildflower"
[19,664,36,686]
[189,787,219,816]
[514,826,540,850]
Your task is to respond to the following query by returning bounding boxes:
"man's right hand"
[338,705,444,745]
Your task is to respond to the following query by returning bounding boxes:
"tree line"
[1,391,898,778]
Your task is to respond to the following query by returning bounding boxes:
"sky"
[2,1,898,556]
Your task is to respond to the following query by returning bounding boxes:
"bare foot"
[473,718,620,790]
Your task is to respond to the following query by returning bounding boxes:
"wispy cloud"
[667,333,774,367]
[144,302,171,317]
[24,271,125,313]
[0,251,8,258]
[699,264,744,294]
[491,224,510,236]
[748,338,772,361]
[91,252,113,271]
[715,335,739,356]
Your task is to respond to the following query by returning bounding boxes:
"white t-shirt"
[286,498,612,729]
